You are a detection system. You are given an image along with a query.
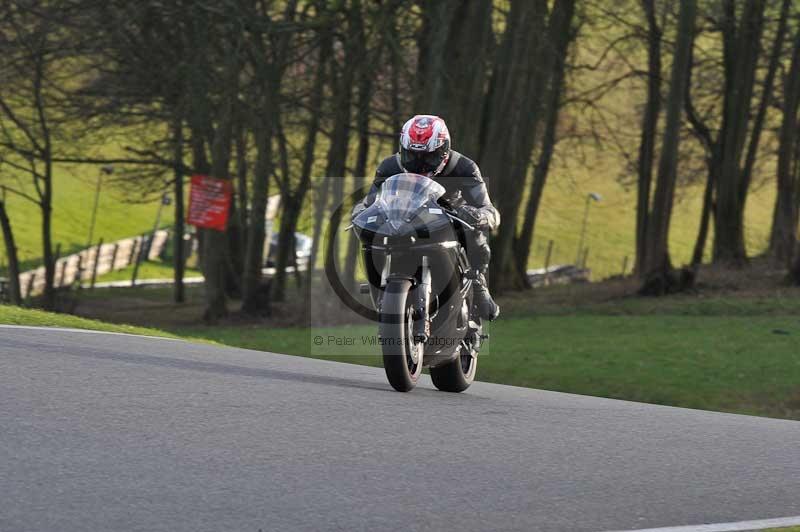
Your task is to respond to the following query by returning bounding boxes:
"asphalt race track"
[1,326,799,532]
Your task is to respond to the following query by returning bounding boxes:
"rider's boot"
[471,271,500,321]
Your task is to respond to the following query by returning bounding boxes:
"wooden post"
[127,238,139,265]
[109,243,119,272]
[131,235,148,287]
[291,232,303,290]
[75,253,84,289]
[582,247,590,269]
[58,258,68,287]
[622,255,629,277]
[25,272,35,299]
[91,239,104,289]
[543,240,554,286]
[53,242,63,288]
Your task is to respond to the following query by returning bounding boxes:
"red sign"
[187,174,232,231]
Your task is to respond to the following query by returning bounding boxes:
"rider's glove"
[455,204,488,229]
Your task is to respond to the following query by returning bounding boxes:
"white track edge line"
[603,515,800,532]
[0,324,182,341]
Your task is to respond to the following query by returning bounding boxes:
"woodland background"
[2,0,800,321]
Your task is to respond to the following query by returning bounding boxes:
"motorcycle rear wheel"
[379,279,423,392]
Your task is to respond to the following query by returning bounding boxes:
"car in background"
[265,232,312,269]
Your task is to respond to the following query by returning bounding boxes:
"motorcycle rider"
[354,115,500,321]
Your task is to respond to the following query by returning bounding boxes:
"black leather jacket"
[360,150,500,231]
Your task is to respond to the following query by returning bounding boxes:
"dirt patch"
[501,258,800,316]
[71,259,800,329]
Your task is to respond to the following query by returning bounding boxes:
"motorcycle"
[352,173,486,392]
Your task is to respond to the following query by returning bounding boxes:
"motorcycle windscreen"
[375,173,446,232]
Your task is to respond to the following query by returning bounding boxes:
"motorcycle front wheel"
[379,279,423,392]
[430,340,477,393]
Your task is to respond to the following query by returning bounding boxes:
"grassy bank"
[0,304,178,338]
[1,168,173,273]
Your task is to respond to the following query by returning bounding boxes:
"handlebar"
[444,211,476,232]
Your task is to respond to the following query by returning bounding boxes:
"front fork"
[413,256,432,342]
[379,252,431,343]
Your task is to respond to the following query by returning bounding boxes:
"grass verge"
[93,260,202,283]
[6,274,800,420]
[171,313,800,420]
[0,304,178,339]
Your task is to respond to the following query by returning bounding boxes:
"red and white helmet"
[399,115,451,176]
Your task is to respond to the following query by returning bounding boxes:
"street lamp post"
[131,193,171,287]
[576,192,602,266]
[86,165,114,248]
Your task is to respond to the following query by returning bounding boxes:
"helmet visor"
[401,146,447,175]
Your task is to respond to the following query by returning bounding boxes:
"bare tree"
[0,187,22,304]
[640,0,696,289]
[343,0,375,292]
[271,33,332,302]
[514,0,578,282]
[481,0,551,291]
[0,2,78,309]
[413,0,496,141]
[769,21,800,264]
[713,0,767,264]
[682,0,785,267]
[239,0,299,315]
[633,0,663,275]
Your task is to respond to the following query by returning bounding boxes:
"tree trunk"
[415,0,495,155]
[0,197,22,305]
[344,7,371,292]
[343,84,371,291]
[241,122,272,315]
[691,161,715,266]
[642,0,696,282]
[41,158,55,310]
[414,0,457,113]
[201,67,237,322]
[683,20,718,269]
[271,33,331,302]
[790,245,800,285]
[189,124,210,270]
[389,20,402,135]
[713,0,766,264]
[514,0,575,281]
[225,118,249,292]
[235,122,250,239]
[201,222,230,322]
[172,111,186,303]
[634,0,662,276]
[739,0,790,200]
[306,175,331,289]
[273,195,303,298]
[441,0,494,156]
[321,78,354,299]
[769,25,800,264]
[481,0,551,292]
[319,17,357,298]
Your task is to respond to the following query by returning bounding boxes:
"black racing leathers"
[358,150,500,272]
